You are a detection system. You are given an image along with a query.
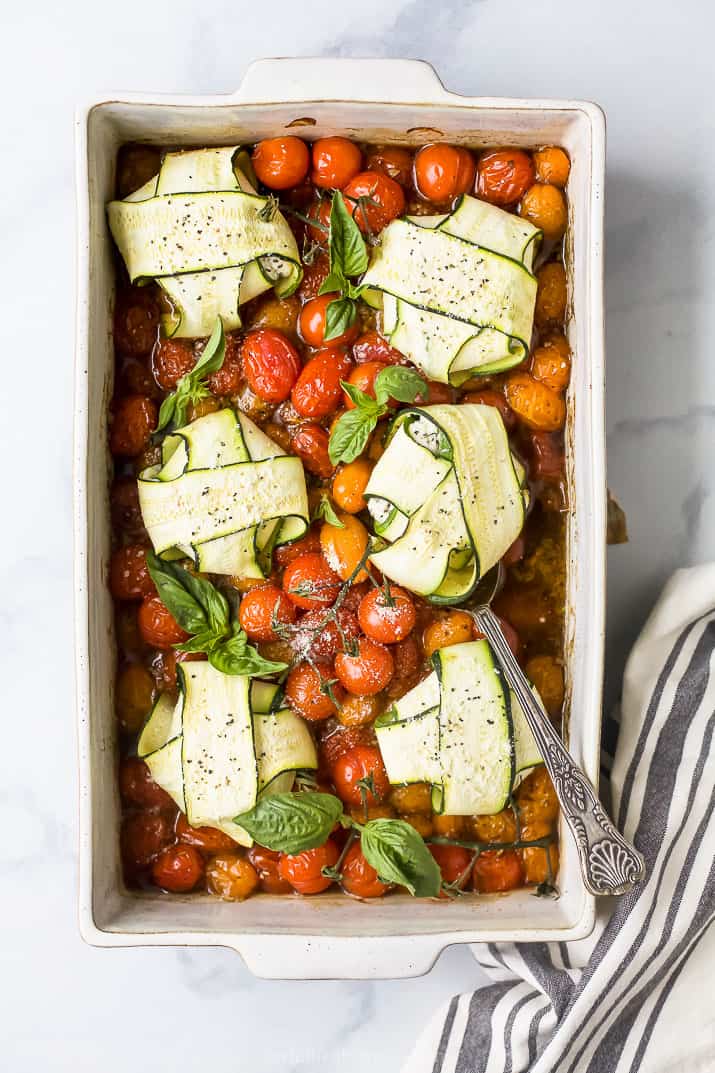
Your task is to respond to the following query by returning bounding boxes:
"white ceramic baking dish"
[74,57,606,980]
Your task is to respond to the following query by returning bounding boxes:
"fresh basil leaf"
[340,380,382,414]
[360,818,442,897]
[209,625,287,677]
[192,316,226,377]
[235,792,344,853]
[318,269,347,297]
[178,570,229,635]
[328,189,369,279]
[374,366,427,406]
[174,630,218,654]
[155,393,177,434]
[313,494,345,528]
[328,408,378,465]
[145,552,210,635]
[324,296,357,342]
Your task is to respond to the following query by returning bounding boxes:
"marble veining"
[2,1,714,1069]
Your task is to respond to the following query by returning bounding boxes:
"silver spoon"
[470,602,645,897]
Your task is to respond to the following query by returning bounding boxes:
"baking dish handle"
[234,57,453,105]
[232,933,451,980]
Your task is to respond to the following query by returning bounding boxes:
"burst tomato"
[289,424,334,479]
[429,844,472,890]
[341,841,389,898]
[109,545,155,601]
[351,330,405,366]
[176,814,239,853]
[238,583,296,643]
[284,660,343,721]
[110,395,157,457]
[365,146,414,187]
[291,347,353,418]
[151,844,205,892]
[332,744,390,807]
[476,149,535,206]
[343,171,405,233]
[282,551,342,610]
[119,756,175,810]
[241,328,302,403]
[473,849,524,893]
[278,839,340,895]
[137,594,190,648]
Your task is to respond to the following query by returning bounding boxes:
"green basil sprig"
[146,552,287,677]
[312,493,345,528]
[328,365,427,465]
[156,317,226,432]
[234,790,442,897]
[319,191,370,342]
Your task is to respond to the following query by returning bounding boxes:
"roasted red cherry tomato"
[289,424,334,479]
[248,845,293,894]
[291,347,353,419]
[414,144,475,204]
[284,660,343,721]
[365,146,414,187]
[332,744,390,807]
[299,294,360,349]
[473,849,524,892]
[352,330,405,366]
[343,361,393,409]
[335,637,394,696]
[282,551,342,610]
[290,607,360,662]
[153,338,195,390]
[121,812,174,873]
[110,479,145,538]
[529,431,565,481]
[278,839,340,895]
[311,137,363,190]
[462,387,516,430]
[151,843,205,892]
[137,594,190,648]
[343,171,406,233]
[273,529,322,569]
[207,335,242,396]
[110,395,157,457]
[109,545,155,601]
[119,756,175,810]
[358,586,416,644]
[341,841,389,898]
[241,328,302,403]
[238,583,296,643]
[476,149,535,206]
[114,289,159,356]
[429,843,473,891]
[252,137,310,190]
[175,813,238,853]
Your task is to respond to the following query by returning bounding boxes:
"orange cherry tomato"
[414,144,475,204]
[335,636,394,696]
[535,263,568,329]
[343,171,406,233]
[461,388,516,431]
[519,184,568,242]
[110,395,157,457]
[352,330,405,366]
[292,347,353,419]
[285,661,343,721]
[299,294,360,349]
[429,843,472,890]
[332,459,373,514]
[238,583,296,643]
[320,514,370,583]
[289,424,334,479]
[114,288,160,356]
[151,843,205,893]
[109,545,155,601]
[248,845,293,894]
[252,136,309,190]
[342,361,394,409]
[176,813,239,853]
[423,610,475,659]
[278,839,340,895]
[121,812,174,875]
[282,551,342,610]
[332,744,390,807]
[119,756,175,810]
[476,149,535,206]
[531,339,571,394]
[115,663,155,735]
[505,372,566,432]
[273,529,322,569]
[473,849,524,893]
[341,841,389,898]
[311,137,363,190]
[153,338,195,390]
[205,854,260,901]
[533,146,571,188]
[137,594,190,648]
[358,586,416,644]
[365,146,414,187]
[241,328,301,403]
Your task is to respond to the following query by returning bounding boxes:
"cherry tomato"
[343,171,405,233]
[514,767,559,825]
[535,263,568,329]
[115,663,155,734]
[242,328,302,403]
[205,853,260,900]
[109,545,155,601]
[114,289,159,356]
[414,144,475,204]
[110,395,157,457]
[533,147,571,188]
[423,610,475,659]
[529,430,565,481]
[176,813,239,853]
[121,812,174,874]
[248,845,293,894]
[352,330,405,366]
[335,636,394,696]
[278,839,340,895]
[299,294,359,349]
[207,335,243,396]
[306,199,332,245]
[332,459,372,514]
[429,843,472,889]
[252,137,309,190]
[342,361,394,409]
[392,634,422,681]
[153,338,194,390]
[153,649,204,692]
[461,388,516,430]
[151,843,205,892]
[119,756,175,810]
[319,723,375,771]
[518,821,559,885]
[341,841,389,898]
[291,347,353,419]
[298,253,330,300]
[519,183,567,241]
[473,849,524,893]
[413,379,453,405]
[505,373,566,432]
[476,149,535,206]
[111,479,145,538]
[320,514,370,582]
[531,335,571,394]
[290,607,360,662]
[273,529,322,569]
[238,583,296,643]
[390,782,432,814]
[524,655,564,717]
[285,660,343,721]
[365,146,413,187]
[358,586,416,644]
[282,551,341,610]
[137,594,190,648]
[332,744,390,807]
[311,137,363,190]
[118,356,157,398]
[289,424,333,479]
[337,693,381,727]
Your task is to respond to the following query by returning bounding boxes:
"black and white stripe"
[408,571,715,1073]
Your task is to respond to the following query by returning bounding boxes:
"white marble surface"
[2,1,714,1069]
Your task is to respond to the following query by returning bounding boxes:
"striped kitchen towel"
[405,564,715,1073]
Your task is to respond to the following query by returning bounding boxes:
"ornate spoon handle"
[473,607,646,897]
